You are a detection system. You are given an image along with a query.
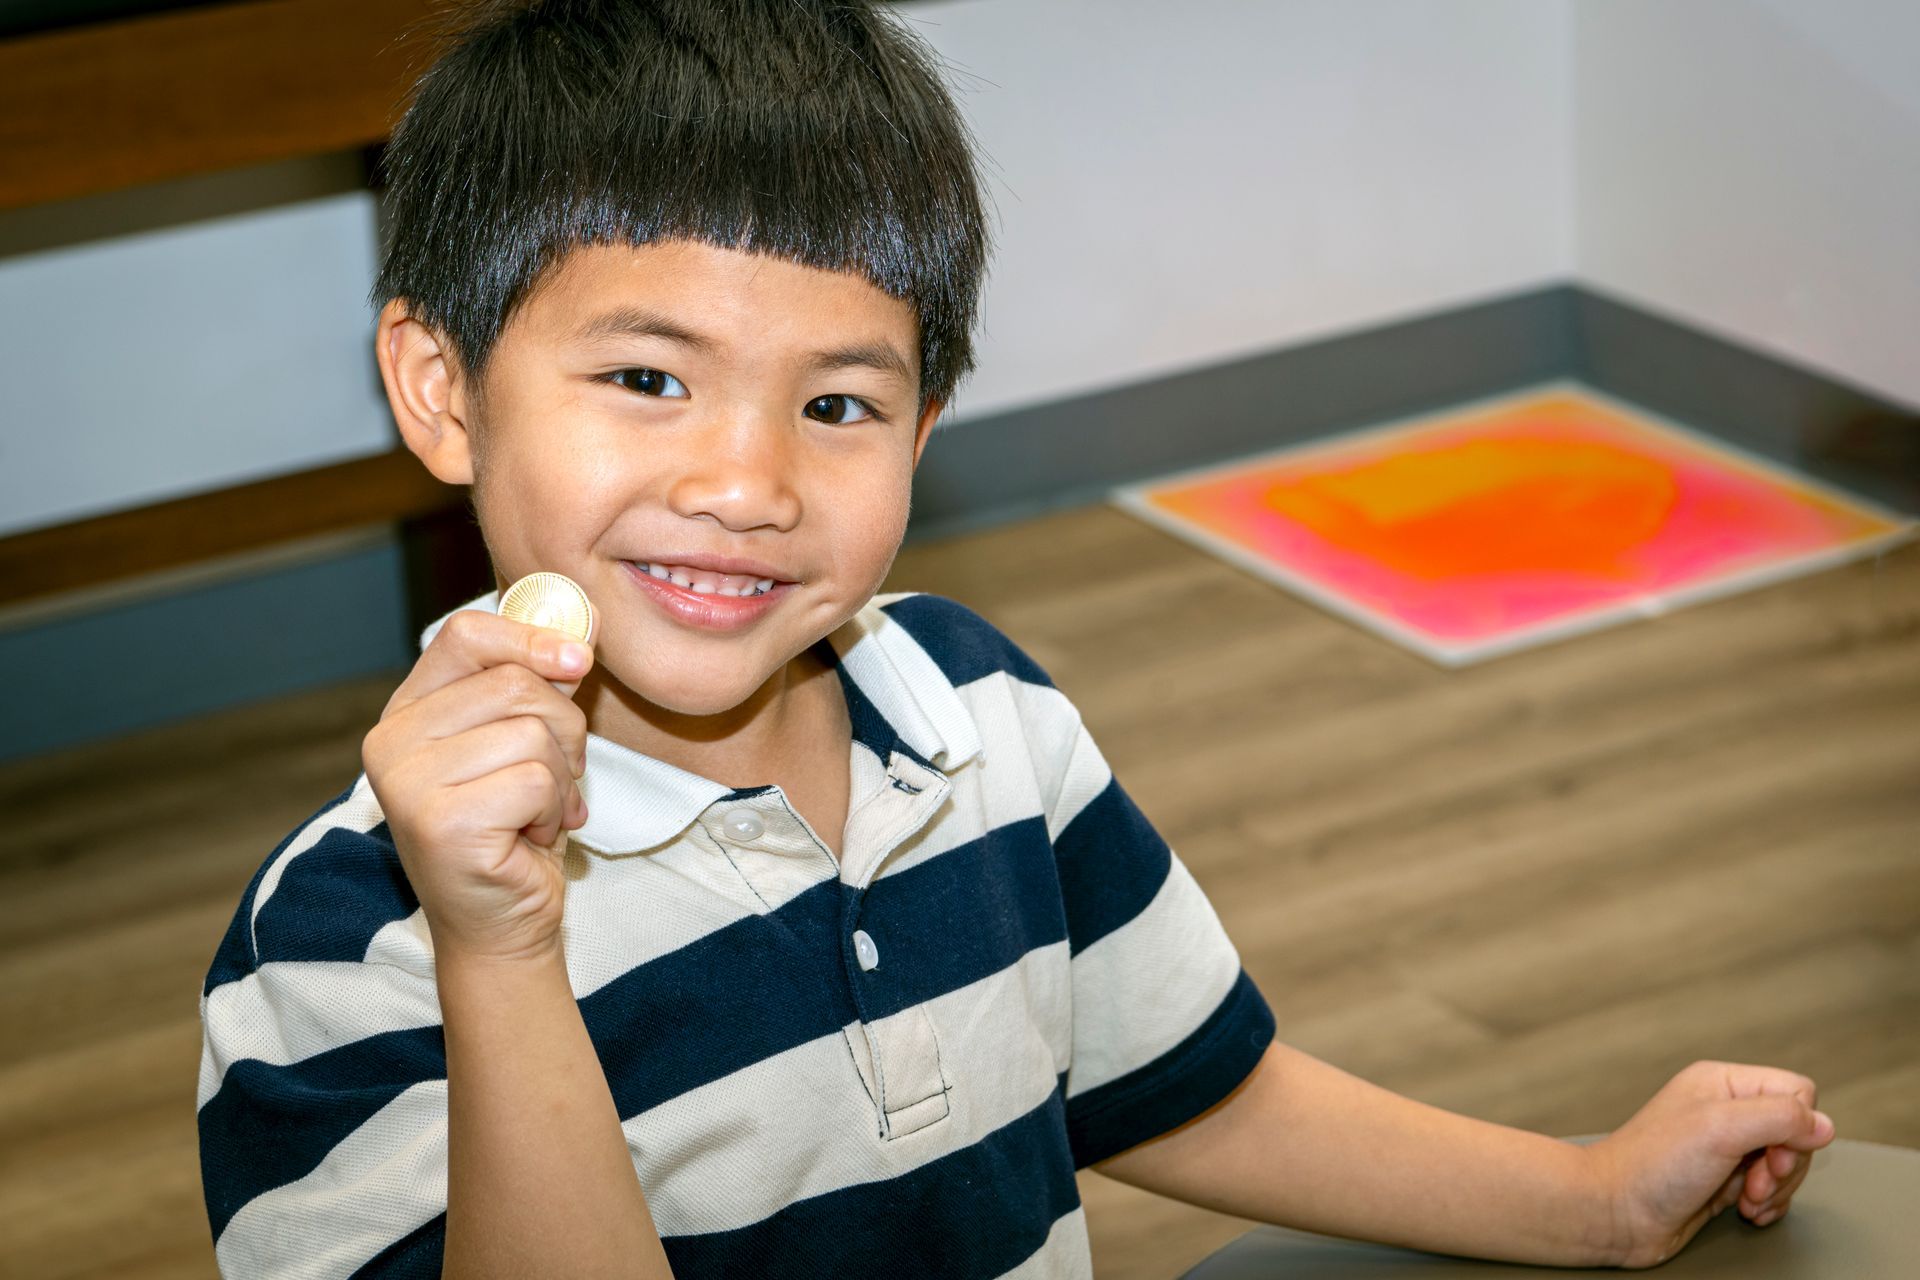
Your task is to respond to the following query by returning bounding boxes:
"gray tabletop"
[1180,1139,1918,1279]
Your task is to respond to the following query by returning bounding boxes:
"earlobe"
[375,299,476,485]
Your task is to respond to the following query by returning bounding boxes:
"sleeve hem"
[1065,969,1276,1168]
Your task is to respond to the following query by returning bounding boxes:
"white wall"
[910,0,1574,420]
[0,157,393,537]
[1574,0,1920,410]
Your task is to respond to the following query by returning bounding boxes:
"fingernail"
[558,642,590,674]
[1814,1110,1834,1139]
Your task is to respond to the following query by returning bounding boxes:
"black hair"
[371,0,993,415]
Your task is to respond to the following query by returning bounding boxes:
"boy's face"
[379,239,942,718]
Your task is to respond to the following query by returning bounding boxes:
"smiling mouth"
[631,561,787,597]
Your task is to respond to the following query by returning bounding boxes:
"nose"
[664,415,804,533]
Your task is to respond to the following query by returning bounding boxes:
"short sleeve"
[197,776,452,1277]
[1039,707,1276,1167]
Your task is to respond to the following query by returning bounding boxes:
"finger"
[1768,1145,1797,1179]
[1743,1157,1777,1206]
[387,608,595,717]
[403,664,590,775]
[1717,1094,1833,1157]
[441,758,573,855]
[1762,1149,1815,1215]
[1745,1147,1818,1221]
[1720,1063,1819,1113]
[1711,1165,1748,1216]
[417,715,579,798]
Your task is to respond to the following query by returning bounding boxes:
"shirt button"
[721,809,765,843]
[852,929,880,972]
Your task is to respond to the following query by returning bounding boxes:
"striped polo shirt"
[198,590,1275,1278]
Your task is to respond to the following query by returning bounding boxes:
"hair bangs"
[372,0,992,412]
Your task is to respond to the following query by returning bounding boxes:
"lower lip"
[621,562,793,631]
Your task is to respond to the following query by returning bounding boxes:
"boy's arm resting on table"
[1093,1040,1835,1270]
[1094,1041,1617,1267]
[437,939,673,1280]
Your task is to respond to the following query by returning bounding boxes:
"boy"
[197,2,1833,1276]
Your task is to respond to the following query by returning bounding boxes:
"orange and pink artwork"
[1113,383,1915,666]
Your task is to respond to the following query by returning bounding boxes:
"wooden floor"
[1,503,1915,1279]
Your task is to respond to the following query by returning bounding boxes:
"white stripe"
[634,939,1073,1237]
[556,831,825,1000]
[997,1204,1093,1280]
[1000,675,1103,840]
[197,959,441,1107]
[1066,854,1242,1098]
[214,1080,448,1278]
[363,906,434,973]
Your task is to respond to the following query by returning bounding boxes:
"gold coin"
[498,572,596,644]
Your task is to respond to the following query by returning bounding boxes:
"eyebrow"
[570,304,917,389]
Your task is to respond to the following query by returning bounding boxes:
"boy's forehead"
[519,239,918,349]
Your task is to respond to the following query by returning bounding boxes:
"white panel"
[1573,0,1920,410]
[901,0,1574,421]
[0,179,394,535]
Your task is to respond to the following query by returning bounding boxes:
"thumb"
[1720,1096,1835,1155]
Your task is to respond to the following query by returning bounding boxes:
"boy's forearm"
[1095,1041,1622,1268]
[437,943,674,1279]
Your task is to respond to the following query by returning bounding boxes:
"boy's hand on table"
[362,608,595,964]
[1591,1059,1835,1269]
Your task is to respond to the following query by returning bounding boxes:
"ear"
[909,397,945,470]
[374,299,478,485]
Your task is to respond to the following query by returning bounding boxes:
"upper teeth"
[638,563,778,596]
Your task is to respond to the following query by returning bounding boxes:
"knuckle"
[442,609,487,647]
[506,758,553,795]
[508,714,549,752]
[499,663,546,707]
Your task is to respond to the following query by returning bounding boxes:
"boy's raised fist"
[361,606,596,965]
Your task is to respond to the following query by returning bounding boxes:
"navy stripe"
[203,780,361,995]
[663,1085,1081,1279]
[250,822,419,969]
[880,593,1055,690]
[853,815,1065,1021]
[1054,776,1173,955]
[350,1213,443,1278]
[588,877,855,1117]
[1065,969,1275,1168]
[200,1024,445,1241]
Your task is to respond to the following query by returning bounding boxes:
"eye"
[805,394,881,425]
[606,368,688,398]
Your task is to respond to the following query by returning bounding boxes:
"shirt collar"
[416,589,981,854]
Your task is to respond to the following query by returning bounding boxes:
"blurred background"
[0,1,1915,1277]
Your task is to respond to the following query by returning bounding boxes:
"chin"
[608,658,778,718]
